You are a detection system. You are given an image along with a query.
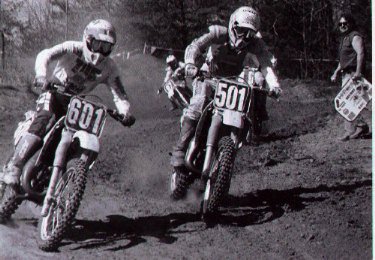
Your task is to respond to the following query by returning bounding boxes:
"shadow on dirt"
[219,179,371,227]
[6,180,370,251]
[64,212,202,251]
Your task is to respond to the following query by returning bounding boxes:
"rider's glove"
[351,72,362,81]
[185,63,198,78]
[120,113,136,127]
[33,76,49,91]
[269,86,282,99]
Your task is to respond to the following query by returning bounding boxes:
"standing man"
[331,13,369,141]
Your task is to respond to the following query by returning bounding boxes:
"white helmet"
[228,7,260,50]
[82,19,116,65]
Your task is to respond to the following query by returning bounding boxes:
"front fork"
[202,113,222,178]
[41,129,73,216]
[202,112,242,177]
[185,111,240,178]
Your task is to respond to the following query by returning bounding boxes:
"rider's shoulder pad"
[208,25,228,39]
[54,41,83,56]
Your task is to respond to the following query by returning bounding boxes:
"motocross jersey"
[35,41,130,115]
[185,25,279,90]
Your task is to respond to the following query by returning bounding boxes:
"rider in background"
[1,19,135,186]
[158,54,187,111]
[170,6,282,174]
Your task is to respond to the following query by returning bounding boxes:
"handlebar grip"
[107,109,120,119]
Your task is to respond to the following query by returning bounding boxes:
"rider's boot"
[349,123,369,139]
[171,117,197,173]
[3,133,42,185]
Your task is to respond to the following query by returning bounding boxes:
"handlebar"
[47,83,135,127]
[107,109,136,127]
[107,109,123,121]
[194,72,279,100]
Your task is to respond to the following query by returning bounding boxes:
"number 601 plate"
[65,97,106,136]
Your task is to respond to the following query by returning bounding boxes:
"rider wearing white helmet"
[158,55,186,111]
[171,6,281,170]
[163,55,185,83]
[228,6,261,50]
[82,19,116,65]
[2,19,135,185]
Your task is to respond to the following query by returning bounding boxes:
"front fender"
[73,131,100,153]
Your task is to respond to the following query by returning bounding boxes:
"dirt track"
[0,56,372,259]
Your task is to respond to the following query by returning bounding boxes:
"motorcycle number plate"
[214,80,249,112]
[65,97,106,136]
[223,109,244,128]
[334,77,372,121]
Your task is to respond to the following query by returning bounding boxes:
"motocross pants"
[3,133,42,185]
[28,91,70,138]
[170,117,197,167]
[170,79,212,168]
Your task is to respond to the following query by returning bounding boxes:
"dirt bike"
[159,79,192,110]
[0,84,133,251]
[170,67,277,223]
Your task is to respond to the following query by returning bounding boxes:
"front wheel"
[37,158,88,252]
[202,136,236,222]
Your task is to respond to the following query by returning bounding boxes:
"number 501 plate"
[334,77,372,121]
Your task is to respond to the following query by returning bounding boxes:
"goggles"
[234,26,257,40]
[90,39,113,56]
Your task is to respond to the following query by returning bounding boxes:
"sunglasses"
[339,22,348,27]
[90,39,113,56]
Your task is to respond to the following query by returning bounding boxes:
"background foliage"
[0,0,372,83]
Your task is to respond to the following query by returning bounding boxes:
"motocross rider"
[170,6,282,173]
[158,54,188,111]
[1,19,135,185]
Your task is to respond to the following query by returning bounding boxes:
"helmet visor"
[90,39,113,56]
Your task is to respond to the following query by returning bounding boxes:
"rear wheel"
[202,136,236,222]
[0,182,22,223]
[37,158,88,251]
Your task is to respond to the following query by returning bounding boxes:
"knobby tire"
[202,136,236,221]
[37,159,87,252]
[0,184,21,223]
